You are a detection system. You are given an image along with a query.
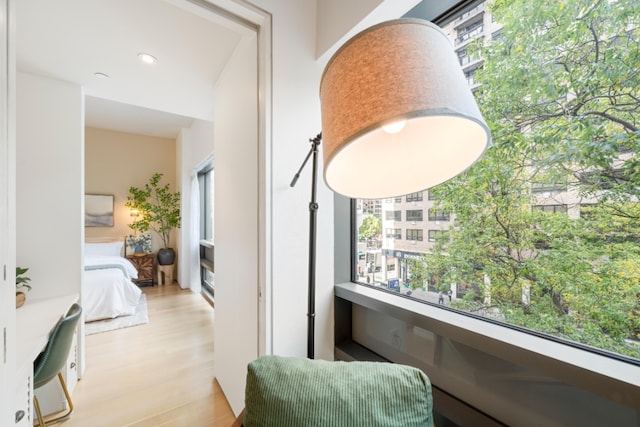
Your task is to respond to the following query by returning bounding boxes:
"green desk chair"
[235,355,434,427]
[33,303,82,427]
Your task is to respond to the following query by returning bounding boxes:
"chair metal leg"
[33,394,45,427]
[36,372,74,426]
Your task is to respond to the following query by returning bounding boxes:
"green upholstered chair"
[33,303,82,427]
[235,355,433,427]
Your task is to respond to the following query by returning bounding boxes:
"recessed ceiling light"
[94,72,110,79]
[137,52,157,64]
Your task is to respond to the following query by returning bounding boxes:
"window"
[345,1,640,425]
[352,0,640,376]
[361,200,382,216]
[464,68,477,86]
[406,229,423,241]
[406,191,423,202]
[455,19,484,45]
[531,182,567,193]
[428,209,450,221]
[458,47,480,67]
[532,204,568,214]
[458,47,468,65]
[385,210,401,221]
[385,228,401,239]
[198,164,214,297]
[406,209,423,222]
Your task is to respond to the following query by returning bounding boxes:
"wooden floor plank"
[58,283,236,427]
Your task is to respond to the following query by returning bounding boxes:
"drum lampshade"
[320,19,491,199]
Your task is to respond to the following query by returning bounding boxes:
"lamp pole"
[290,133,322,359]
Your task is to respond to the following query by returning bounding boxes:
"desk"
[15,294,79,426]
[16,294,79,372]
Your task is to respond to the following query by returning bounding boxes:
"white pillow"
[85,241,124,257]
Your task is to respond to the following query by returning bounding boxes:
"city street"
[359,273,454,306]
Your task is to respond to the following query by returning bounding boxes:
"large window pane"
[198,165,214,296]
[353,0,640,363]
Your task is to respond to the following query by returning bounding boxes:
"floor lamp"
[295,18,491,359]
[290,133,322,359]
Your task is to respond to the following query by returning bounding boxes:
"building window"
[406,209,424,222]
[406,191,424,202]
[458,47,480,67]
[531,182,567,193]
[406,229,423,241]
[464,68,477,86]
[385,210,402,221]
[532,204,568,214]
[455,19,484,45]
[428,209,450,221]
[386,228,402,239]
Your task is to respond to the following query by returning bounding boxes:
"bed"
[83,241,143,322]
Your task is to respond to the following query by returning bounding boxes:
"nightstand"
[126,253,155,287]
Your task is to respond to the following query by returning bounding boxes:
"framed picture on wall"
[85,194,114,227]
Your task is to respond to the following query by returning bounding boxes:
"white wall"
[16,72,83,300]
[315,0,420,59]
[260,0,421,362]
[261,0,330,361]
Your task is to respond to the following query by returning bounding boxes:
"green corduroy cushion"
[243,355,433,427]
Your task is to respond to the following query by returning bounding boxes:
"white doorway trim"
[181,0,273,359]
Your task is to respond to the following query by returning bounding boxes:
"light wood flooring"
[59,283,236,427]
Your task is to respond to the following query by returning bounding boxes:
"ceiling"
[16,0,245,138]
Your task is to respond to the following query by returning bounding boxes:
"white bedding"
[84,255,139,279]
[83,256,142,322]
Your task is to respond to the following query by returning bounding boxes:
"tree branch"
[579,110,638,131]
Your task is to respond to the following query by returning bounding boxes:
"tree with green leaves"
[425,0,640,359]
[125,173,181,249]
[359,215,381,245]
[406,257,430,290]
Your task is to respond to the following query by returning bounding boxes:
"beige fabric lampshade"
[320,18,491,199]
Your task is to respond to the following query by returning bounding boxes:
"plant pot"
[16,291,26,308]
[157,248,176,266]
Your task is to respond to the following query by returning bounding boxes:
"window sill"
[335,282,639,410]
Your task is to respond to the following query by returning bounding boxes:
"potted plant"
[16,266,31,308]
[125,173,181,265]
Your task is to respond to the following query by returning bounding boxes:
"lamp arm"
[290,132,322,359]
[290,133,322,188]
